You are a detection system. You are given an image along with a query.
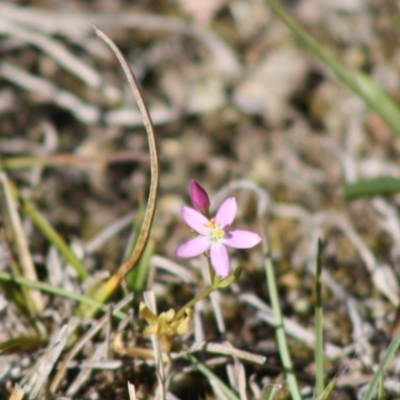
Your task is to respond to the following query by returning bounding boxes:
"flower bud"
[190,180,210,214]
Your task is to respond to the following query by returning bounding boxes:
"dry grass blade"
[0,16,103,90]
[92,26,159,305]
[227,360,246,400]
[66,342,109,397]
[178,341,266,364]
[49,294,133,394]
[0,172,43,313]
[0,4,240,77]
[127,382,137,400]
[202,342,266,365]
[27,324,70,399]
[6,384,24,400]
[0,62,99,124]
[143,291,168,400]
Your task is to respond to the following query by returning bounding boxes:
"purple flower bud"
[190,180,210,214]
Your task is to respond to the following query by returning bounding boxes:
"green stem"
[315,239,325,396]
[174,285,216,321]
[205,253,215,283]
[264,252,302,400]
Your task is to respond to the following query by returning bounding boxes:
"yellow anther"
[205,218,219,229]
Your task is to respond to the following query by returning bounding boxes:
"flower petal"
[224,229,261,249]
[215,197,237,227]
[181,206,209,234]
[210,244,230,278]
[175,236,210,258]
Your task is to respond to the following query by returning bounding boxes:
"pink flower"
[190,180,210,214]
[175,196,261,278]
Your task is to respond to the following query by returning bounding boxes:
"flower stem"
[205,253,215,283]
[174,285,216,321]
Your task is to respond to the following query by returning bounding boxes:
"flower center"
[205,218,225,243]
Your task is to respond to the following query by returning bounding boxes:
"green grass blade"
[0,172,44,313]
[0,335,45,354]
[353,71,400,135]
[315,239,325,396]
[185,354,240,400]
[264,252,302,400]
[378,372,385,400]
[124,194,153,293]
[127,241,154,293]
[9,182,88,280]
[343,177,400,200]
[318,379,337,400]
[260,384,281,400]
[265,0,400,138]
[362,326,400,400]
[0,271,126,320]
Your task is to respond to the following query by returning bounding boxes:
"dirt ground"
[1,0,400,399]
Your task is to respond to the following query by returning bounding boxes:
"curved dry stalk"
[91,27,159,306]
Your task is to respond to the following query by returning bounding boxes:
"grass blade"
[318,379,337,400]
[0,270,126,320]
[7,179,88,280]
[260,384,281,400]
[315,239,325,396]
[265,0,400,138]
[0,172,44,313]
[264,252,302,400]
[89,27,160,309]
[378,372,385,400]
[362,325,400,400]
[186,354,240,400]
[127,241,154,293]
[343,177,400,200]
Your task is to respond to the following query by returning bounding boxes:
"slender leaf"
[260,384,281,400]
[127,241,154,293]
[318,379,337,400]
[265,0,400,138]
[8,181,88,280]
[264,252,302,400]
[343,177,400,200]
[186,354,240,400]
[315,239,325,396]
[0,271,126,320]
[362,325,400,400]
